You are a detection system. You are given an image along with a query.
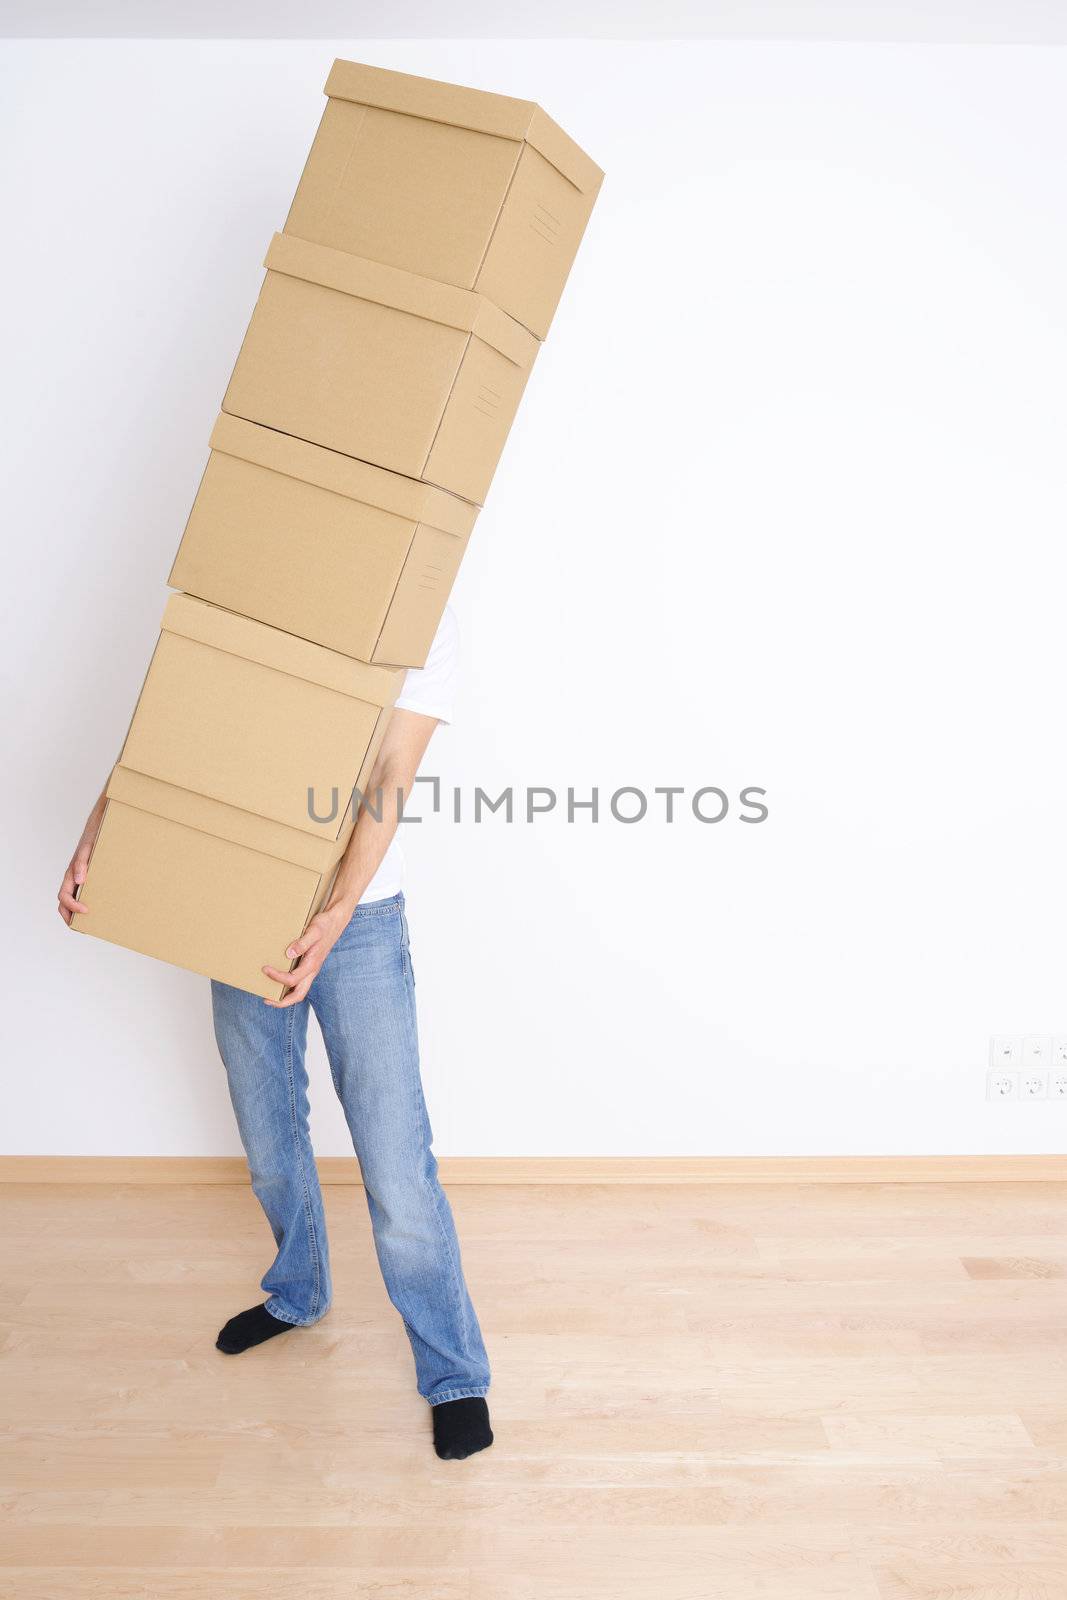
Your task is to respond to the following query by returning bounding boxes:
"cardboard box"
[74,596,405,996]
[170,414,478,667]
[75,767,351,999]
[286,59,604,340]
[223,233,539,506]
[116,593,402,840]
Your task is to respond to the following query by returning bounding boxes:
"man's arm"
[261,707,440,1008]
[57,787,108,925]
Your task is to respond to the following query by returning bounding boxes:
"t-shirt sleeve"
[393,605,460,724]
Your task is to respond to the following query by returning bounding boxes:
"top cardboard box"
[285,59,604,340]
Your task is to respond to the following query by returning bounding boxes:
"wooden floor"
[1,1179,1066,1599]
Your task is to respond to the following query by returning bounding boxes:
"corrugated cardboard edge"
[323,58,603,194]
[160,593,404,708]
[167,454,212,591]
[526,104,604,197]
[106,767,344,872]
[325,57,536,140]
[70,624,173,927]
[205,414,478,537]
[265,232,477,334]
[264,233,536,369]
[370,522,472,667]
[469,299,539,370]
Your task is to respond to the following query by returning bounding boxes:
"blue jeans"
[210,892,490,1405]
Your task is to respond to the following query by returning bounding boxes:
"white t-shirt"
[358,606,459,904]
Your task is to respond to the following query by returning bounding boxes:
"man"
[59,606,493,1462]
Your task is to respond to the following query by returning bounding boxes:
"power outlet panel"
[988,1037,1067,1104]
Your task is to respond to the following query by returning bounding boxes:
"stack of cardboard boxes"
[75,60,603,998]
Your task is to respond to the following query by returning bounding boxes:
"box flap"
[106,766,348,873]
[324,59,603,195]
[160,594,404,708]
[265,232,477,334]
[325,58,537,141]
[525,105,604,196]
[470,299,541,369]
[264,234,537,368]
[208,415,478,537]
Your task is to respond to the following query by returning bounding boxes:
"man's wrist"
[324,888,360,921]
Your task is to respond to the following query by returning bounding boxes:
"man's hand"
[262,902,352,1008]
[260,710,441,1007]
[58,791,107,925]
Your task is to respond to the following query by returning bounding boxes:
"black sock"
[216,1303,293,1355]
[432,1396,493,1460]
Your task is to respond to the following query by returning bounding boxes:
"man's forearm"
[324,764,413,915]
[262,709,440,1003]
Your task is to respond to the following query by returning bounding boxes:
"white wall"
[4,37,1065,1158]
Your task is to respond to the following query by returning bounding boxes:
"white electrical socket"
[988,1038,1067,1103]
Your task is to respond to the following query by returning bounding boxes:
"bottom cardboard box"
[74,767,351,999]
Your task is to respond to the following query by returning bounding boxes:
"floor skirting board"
[0,1154,1063,1184]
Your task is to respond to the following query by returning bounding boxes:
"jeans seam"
[353,895,403,919]
[285,1002,322,1321]
[400,904,415,988]
[402,921,472,1372]
[422,1168,471,1370]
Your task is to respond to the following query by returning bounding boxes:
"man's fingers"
[262,960,322,989]
[261,964,304,989]
[263,977,313,1009]
[285,927,321,961]
[59,865,89,920]
[262,925,329,1004]
[73,856,90,886]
